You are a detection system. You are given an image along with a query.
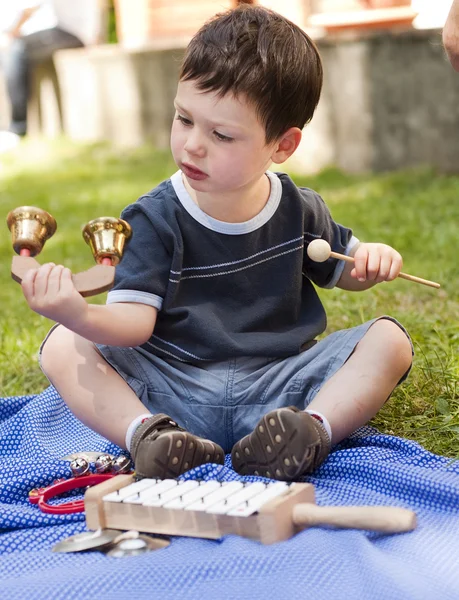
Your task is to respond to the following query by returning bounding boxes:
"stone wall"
[2,26,459,174]
[53,43,183,148]
[288,27,459,173]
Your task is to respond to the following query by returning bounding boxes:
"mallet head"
[307,239,331,263]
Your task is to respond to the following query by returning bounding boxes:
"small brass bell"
[82,217,132,266]
[6,206,57,257]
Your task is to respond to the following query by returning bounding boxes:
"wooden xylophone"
[84,475,417,545]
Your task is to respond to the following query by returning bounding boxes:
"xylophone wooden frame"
[84,475,417,545]
[85,474,316,545]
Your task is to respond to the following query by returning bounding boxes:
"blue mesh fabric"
[1,386,458,600]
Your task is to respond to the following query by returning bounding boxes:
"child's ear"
[271,127,302,164]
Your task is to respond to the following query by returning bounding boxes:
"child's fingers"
[353,247,369,281]
[46,264,65,297]
[365,251,384,281]
[23,263,55,298]
[352,245,403,283]
[387,252,403,281]
[35,263,58,297]
[59,267,76,293]
[21,267,40,300]
[373,253,393,282]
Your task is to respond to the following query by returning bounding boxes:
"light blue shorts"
[93,316,412,452]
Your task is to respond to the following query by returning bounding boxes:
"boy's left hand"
[351,243,403,283]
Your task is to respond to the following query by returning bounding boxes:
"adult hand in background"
[443,0,459,71]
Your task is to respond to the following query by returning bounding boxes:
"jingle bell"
[111,455,132,474]
[82,217,132,266]
[6,206,57,257]
[70,457,90,477]
[94,454,113,474]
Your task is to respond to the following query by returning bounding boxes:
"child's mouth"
[181,163,208,181]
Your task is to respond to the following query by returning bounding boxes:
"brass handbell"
[7,208,132,297]
[7,206,57,257]
[82,217,132,266]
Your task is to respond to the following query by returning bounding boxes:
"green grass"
[1,139,458,459]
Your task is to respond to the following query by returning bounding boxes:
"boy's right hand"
[21,263,89,329]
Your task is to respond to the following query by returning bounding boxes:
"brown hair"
[180,5,323,143]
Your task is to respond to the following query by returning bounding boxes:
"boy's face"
[171,80,278,196]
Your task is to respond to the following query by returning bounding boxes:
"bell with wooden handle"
[82,217,132,266]
[7,209,132,298]
[71,217,131,296]
[7,206,57,257]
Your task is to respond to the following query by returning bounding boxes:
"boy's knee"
[40,326,76,379]
[373,319,413,372]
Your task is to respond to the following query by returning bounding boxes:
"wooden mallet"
[307,239,440,289]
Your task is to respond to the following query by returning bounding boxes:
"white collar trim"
[170,170,281,235]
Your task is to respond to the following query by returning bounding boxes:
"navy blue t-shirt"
[107,171,356,363]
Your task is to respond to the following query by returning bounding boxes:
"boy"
[23,5,413,482]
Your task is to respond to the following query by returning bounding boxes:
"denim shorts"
[84,316,411,453]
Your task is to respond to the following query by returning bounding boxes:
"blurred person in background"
[0,0,107,138]
[443,0,459,70]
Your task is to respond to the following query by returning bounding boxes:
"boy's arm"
[21,263,157,346]
[336,242,403,291]
[70,302,157,346]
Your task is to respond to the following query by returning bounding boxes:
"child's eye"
[176,114,192,126]
[214,131,233,143]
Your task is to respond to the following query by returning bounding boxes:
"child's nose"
[184,130,206,157]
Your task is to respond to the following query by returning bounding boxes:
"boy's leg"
[40,325,224,477]
[40,325,147,447]
[232,319,413,480]
[306,319,412,443]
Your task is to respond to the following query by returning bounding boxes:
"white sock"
[305,409,332,443]
[125,413,153,452]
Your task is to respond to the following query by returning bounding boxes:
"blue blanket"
[1,386,458,600]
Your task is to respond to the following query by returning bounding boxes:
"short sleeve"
[301,190,357,288]
[106,206,173,311]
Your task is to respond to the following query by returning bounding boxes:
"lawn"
[1,140,458,459]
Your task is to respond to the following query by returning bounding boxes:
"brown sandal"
[131,413,225,479]
[231,407,330,481]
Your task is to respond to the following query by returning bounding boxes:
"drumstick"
[307,239,440,289]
